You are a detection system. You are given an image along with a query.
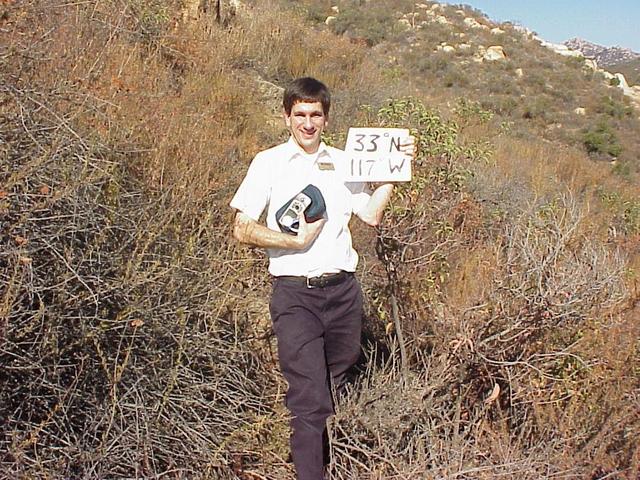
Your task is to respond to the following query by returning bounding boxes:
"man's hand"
[294,214,326,250]
[400,134,416,159]
[400,135,416,158]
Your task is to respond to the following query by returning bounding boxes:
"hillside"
[1,0,639,478]
[565,37,640,67]
[566,37,640,86]
[609,58,640,87]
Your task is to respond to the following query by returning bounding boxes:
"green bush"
[596,95,633,119]
[453,97,494,124]
[582,119,623,157]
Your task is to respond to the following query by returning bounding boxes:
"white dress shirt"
[230,137,371,277]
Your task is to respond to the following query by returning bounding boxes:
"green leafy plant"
[582,119,623,157]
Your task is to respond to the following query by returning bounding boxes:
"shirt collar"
[284,136,331,163]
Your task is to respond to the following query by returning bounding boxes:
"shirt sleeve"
[230,153,270,221]
[347,181,372,215]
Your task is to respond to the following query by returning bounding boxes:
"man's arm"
[356,184,394,227]
[232,211,325,250]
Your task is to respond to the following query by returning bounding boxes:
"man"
[230,77,413,479]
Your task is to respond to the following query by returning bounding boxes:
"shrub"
[521,95,554,122]
[582,119,623,157]
[453,97,494,125]
[330,2,412,46]
[596,95,633,119]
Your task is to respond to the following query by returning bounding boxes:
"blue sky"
[449,1,640,52]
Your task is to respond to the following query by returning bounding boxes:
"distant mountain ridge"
[565,37,640,67]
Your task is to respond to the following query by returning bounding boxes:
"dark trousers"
[269,274,363,480]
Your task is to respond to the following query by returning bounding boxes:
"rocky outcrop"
[584,59,598,71]
[615,73,633,95]
[464,17,488,30]
[513,24,534,39]
[483,45,506,61]
[536,38,583,58]
[601,70,615,80]
[565,37,640,67]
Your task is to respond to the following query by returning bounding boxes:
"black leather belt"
[277,271,352,288]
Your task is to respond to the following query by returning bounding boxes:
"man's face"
[284,101,328,154]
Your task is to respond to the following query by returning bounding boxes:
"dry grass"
[1,0,639,478]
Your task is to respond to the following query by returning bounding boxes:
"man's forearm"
[357,184,394,227]
[233,212,324,250]
[233,213,301,249]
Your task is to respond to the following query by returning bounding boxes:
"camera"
[276,184,326,235]
[278,192,312,233]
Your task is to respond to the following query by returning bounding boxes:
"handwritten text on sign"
[344,127,411,182]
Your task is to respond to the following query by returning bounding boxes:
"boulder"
[255,75,285,122]
[398,18,412,28]
[515,68,523,78]
[437,44,455,53]
[574,107,586,115]
[584,58,598,71]
[464,17,481,28]
[434,15,450,25]
[483,45,506,61]
[458,43,471,51]
[331,5,339,14]
[491,27,505,35]
[325,16,337,26]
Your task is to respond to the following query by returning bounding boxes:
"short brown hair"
[283,77,331,116]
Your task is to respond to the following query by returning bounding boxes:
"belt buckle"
[306,276,315,289]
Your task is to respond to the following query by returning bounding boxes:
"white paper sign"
[344,127,411,182]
